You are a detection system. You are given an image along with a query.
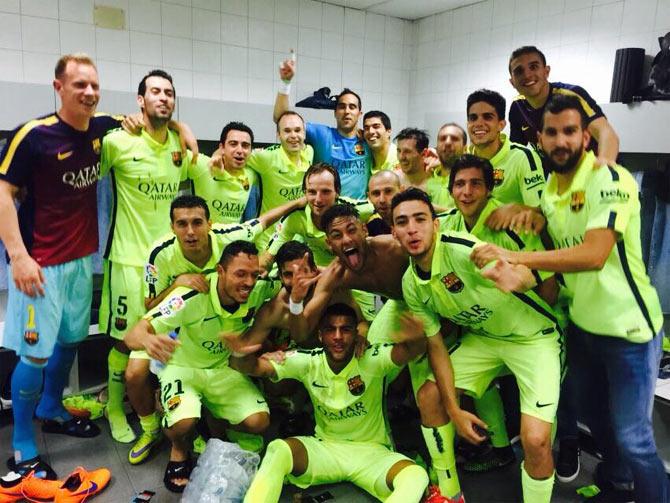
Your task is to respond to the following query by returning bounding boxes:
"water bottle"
[149,331,177,375]
[182,439,260,502]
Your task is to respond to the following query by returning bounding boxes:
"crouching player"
[124,241,276,492]
[232,303,429,503]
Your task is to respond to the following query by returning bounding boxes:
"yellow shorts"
[158,364,269,428]
[99,260,145,340]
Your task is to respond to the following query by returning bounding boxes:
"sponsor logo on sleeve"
[599,188,629,204]
[160,295,185,317]
[145,263,158,285]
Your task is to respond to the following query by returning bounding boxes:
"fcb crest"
[570,190,585,212]
[24,330,39,345]
[347,375,365,396]
[493,168,504,186]
[354,143,365,156]
[241,177,250,191]
[115,317,127,330]
[167,396,181,411]
[171,151,183,167]
[91,138,101,155]
[441,272,464,293]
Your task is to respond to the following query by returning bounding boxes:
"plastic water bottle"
[149,331,177,375]
[182,439,260,502]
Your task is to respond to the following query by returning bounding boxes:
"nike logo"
[133,156,143,162]
[536,401,553,408]
[72,481,98,496]
[521,126,530,131]
[311,381,328,388]
[203,316,218,322]
[57,150,73,161]
[256,399,266,404]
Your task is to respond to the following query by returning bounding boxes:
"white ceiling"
[319,0,480,20]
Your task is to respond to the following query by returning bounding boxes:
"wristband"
[279,81,292,95]
[289,297,304,315]
[231,351,245,358]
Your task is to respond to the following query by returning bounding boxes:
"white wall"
[0,0,415,134]
[410,0,669,133]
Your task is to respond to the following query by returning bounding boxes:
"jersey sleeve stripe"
[103,170,119,259]
[213,225,243,235]
[148,236,176,264]
[0,115,58,175]
[440,235,476,248]
[504,229,526,249]
[510,144,539,172]
[511,291,561,335]
[607,166,619,182]
[607,211,617,230]
[147,289,201,320]
[436,208,459,218]
[553,88,597,117]
[616,241,656,336]
[531,269,542,285]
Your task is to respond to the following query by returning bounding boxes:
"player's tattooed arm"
[124,320,180,363]
[0,180,44,297]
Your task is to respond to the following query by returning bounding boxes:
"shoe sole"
[556,458,580,483]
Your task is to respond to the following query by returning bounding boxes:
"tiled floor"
[1,411,606,503]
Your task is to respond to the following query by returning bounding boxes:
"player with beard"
[233,303,429,503]
[430,123,467,210]
[472,95,668,503]
[287,202,463,502]
[366,170,402,236]
[99,70,211,445]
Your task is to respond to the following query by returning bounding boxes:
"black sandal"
[163,458,193,493]
[41,417,101,438]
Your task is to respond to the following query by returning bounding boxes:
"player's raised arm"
[273,50,295,123]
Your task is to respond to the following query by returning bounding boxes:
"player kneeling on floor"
[124,241,276,493]
[231,303,429,503]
